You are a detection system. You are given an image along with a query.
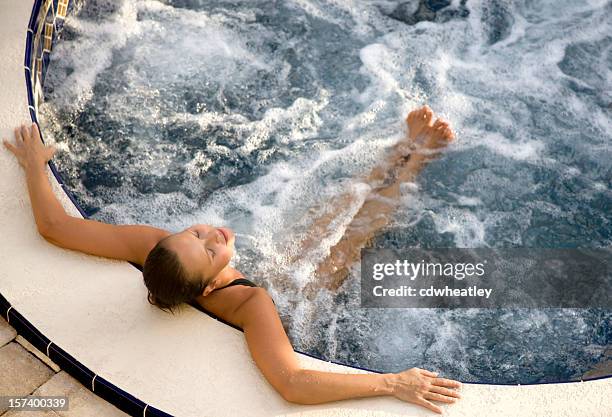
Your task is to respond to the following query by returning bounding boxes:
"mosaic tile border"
[24,0,90,220]
[2,6,608,417]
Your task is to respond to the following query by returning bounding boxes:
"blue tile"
[0,293,10,318]
[24,31,33,68]
[60,185,90,219]
[25,75,35,107]
[146,405,175,417]
[28,0,43,32]
[47,161,66,186]
[48,343,96,386]
[94,376,149,416]
[4,306,52,356]
[29,107,38,123]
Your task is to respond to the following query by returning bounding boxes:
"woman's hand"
[3,123,56,170]
[388,367,462,414]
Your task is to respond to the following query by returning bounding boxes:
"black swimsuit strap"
[188,276,273,332]
[217,277,258,290]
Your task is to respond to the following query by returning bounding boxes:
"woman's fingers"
[4,123,53,168]
[432,377,462,388]
[392,368,461,414]
[430,385,461,398]
[3,136,26,168]
[31,122,41,140]
[3,139,16,153]
[424,392,457,404]
[415,397,442,414]
[14,127,24,143]
[20,124,31,142]
[45,145,57,161]
[419,368,439,377]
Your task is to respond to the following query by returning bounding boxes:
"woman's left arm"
[3,123,170,266]
[231,287,461,412]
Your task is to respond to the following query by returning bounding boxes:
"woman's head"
[143,224,236,312]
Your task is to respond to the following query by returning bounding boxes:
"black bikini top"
[188,277,260,332]
[131,261,256,291]
[216,277,258,290]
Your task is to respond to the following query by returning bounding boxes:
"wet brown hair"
[142,238,206,314]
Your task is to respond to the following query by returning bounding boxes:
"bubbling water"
[40,0,611,383]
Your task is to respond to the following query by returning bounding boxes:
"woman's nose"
[206,230,220,244]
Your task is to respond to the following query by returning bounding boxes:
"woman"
[3,105,460,414]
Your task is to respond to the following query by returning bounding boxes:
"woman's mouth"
[217,228,229,244]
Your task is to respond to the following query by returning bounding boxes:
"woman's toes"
[407,108,420,124]
[434,118,448,128]
[423,107,433,124]
[441,127,454,141]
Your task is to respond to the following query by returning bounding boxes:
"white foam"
[453,194,483,207]
[358,43,401,98]
[44,1,142,111]
[236,89,330,156]
[38,0,612,377]
[433,206,487,248]
[476,131,545,161]
[286,0,347,29]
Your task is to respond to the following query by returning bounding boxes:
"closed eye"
[195,232,214,257]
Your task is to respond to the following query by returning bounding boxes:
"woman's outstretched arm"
[228,286,461,413]
[3,123,169,266]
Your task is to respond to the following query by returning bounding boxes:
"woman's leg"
[304,106,455,295]
[291,107,433,259]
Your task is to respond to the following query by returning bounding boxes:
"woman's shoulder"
[191,280,262,327]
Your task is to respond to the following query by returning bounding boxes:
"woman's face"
[163,224,236,285]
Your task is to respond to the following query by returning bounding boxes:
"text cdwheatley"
[373,285,493,299]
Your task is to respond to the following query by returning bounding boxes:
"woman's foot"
[424,117,455,149]
[391,108,454,183]
[405,105,455,148]
[406,105,434,142]
[396,106,454,158]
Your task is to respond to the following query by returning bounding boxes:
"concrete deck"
[0,317,128,417]
[1,0,610,416]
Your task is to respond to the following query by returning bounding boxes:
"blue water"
[39,0,611,383]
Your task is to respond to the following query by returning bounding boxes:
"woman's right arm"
[3,123,170,266]
[232,287,461,413]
